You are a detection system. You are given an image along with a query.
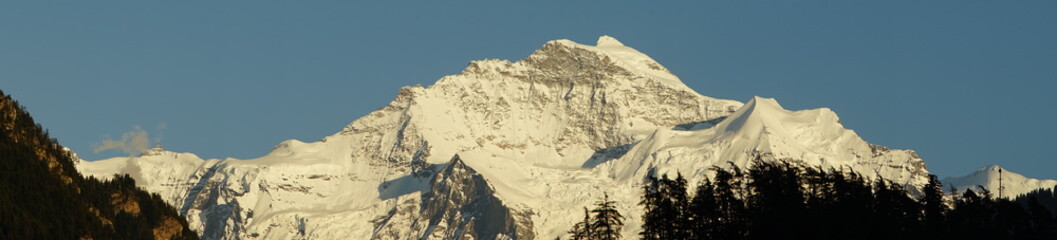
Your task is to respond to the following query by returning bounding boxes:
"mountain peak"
[943,165,1057,198]
[596,35,625,47]
[746,96,786,112]
[964,165,1010,179]
[607,94,928,191]
[715,96,790,134]
[445,154,468,171]
[76,38,933,240]
[141,145,167,156]
[522,36,692,92]
[979,165,1004,172]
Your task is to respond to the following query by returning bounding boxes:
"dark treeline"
[637,158,1057,240]
[1016,187,1057,217]
[0,90,198,239]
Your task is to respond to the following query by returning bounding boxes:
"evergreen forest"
[565,157,1057,240]
[0,90,199,239]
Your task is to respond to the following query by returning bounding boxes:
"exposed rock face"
[110,192,143,216]
[77,36,929,239]
[156,216,189,240]
[372,155,533,240]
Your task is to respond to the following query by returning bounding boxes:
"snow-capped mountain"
[77,36,930,240]
[942,165,1057,199]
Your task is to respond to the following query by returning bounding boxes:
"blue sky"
[2,1,1055,179]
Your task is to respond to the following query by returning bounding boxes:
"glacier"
[78,36,932,240]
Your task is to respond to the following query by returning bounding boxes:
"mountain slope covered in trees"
[0,90,198,240]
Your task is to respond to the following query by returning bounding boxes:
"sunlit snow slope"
[78,36,930,240]
[943,165,1057,199]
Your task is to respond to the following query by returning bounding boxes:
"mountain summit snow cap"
[715,96,789,133]
[981,165,1004,172]
[596,35,625,47]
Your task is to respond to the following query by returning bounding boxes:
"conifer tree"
[711,165,747,240]
[638,159,1057,240]
[0,90,198,240]
[654,174,679,239]
[689,178,718,239]
[1027,195,1057,238]
[590,193,624,240]
[922,174,947,238]
[639,175,663,240]
[665,173,690,239]
[746,159,806,239]
[568,207,592,240]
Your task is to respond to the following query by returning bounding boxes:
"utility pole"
[999,168,1004,199]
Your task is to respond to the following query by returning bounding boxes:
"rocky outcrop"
[372,155,533,240]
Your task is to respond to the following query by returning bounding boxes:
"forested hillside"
[0,90,198,239]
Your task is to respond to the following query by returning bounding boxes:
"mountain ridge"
[0,90,199,240]
[943,165,1057,199]
[78,36,931,240]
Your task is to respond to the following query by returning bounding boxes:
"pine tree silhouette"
[746,158,806,239]
[922,174,947,238]
[564,194,624,240]
[1026,194,1057,239]
[711,164,747,240]
[636,157,1057,240]
[639,175,663,240]
[568,207,592,240]
[688,178,718,239]
[589,193,624,240]
[661,173,690,239]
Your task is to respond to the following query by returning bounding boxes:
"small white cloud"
[94,125,158,156]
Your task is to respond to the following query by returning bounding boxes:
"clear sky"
[3,1,1055,180]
